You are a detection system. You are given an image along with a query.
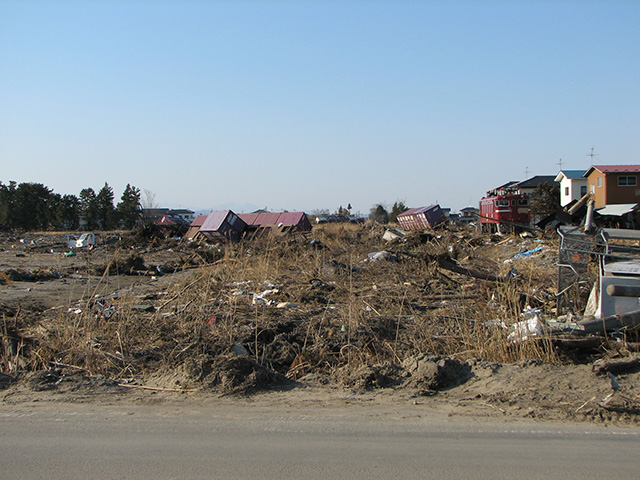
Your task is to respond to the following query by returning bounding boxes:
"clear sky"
[1,1,639,215]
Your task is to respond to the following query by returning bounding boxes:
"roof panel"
[200,210,231,231]
[596,204,638,216]
[516,176,558,188]
[591,165,640,174]
[277,212,306,225]
[238,213,261,226]
[557,170,587,180]
[190,214,208,227]
[397,205,439,217]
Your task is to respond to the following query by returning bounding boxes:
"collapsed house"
[238,211,312,234]
[155,214,190,236]
[189,210,312,241]
[396,205,445,231]
[184,214,208,241]
[198,210,247,242]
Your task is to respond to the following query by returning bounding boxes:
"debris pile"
[1,224,639,422]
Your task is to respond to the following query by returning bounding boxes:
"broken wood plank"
[117,383,193,392]
[437,259,508,283]
[592,355,640,375]
[577,309,640,335]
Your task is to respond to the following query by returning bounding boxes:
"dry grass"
[2,224,565,389]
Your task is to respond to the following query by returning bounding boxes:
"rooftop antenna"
[525,166,530,178]
[557,158,563,170]
[586,147,598,166]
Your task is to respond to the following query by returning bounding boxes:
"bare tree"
[142,189,158,210]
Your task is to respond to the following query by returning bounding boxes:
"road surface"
[1,402,638,479]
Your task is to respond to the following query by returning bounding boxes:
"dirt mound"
[335,362,404,391]
[402,354,472,392]
[333,355,471,393]
[26,370,120,394]
[0,373,15,389]
[185,354,291,395]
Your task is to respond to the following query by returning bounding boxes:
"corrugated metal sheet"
[596,204,638,216]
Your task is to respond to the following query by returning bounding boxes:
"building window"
[580,185,587,196]
[590,184,595,194]
[565,187,569,196]
[618,176,637,187]
[597,177,602,188]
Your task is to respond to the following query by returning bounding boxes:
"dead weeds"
[1,225,639,422]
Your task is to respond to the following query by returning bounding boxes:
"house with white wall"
[555,170,588,207]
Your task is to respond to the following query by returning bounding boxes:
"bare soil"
[1,226,639,426]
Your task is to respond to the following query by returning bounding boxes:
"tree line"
[0,181,142,231]
[369,201,408,224]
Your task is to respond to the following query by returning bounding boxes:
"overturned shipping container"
[396,205,445,231]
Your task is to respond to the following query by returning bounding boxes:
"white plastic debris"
[507,306,544,342]
[252,294,273,305]
[367,251,394,262]
[276,302,298,309]
[507,317,544,342]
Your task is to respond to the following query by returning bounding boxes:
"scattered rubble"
[1,224,639,423]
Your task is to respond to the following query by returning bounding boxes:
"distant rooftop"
[557,170,587,179]
[516,175,558,189]
[586,165,640,175]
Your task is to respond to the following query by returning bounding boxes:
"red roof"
[236,211,311,231]
[237,213,259,225]
[190,214,208,227]
[277,212,307,225]
[586,165,640,176]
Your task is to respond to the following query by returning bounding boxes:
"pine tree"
[390,201,408,223]
[96,183,116,230]
[13,183,53,230]
[79,188,98,230]
[0,181,17,227]
[56,194,80,230]
[117,184,142,229]
[369,204,389,224]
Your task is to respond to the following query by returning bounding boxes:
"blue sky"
[1,1,638,215]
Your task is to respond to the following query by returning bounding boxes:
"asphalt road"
[1,403,638,479]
